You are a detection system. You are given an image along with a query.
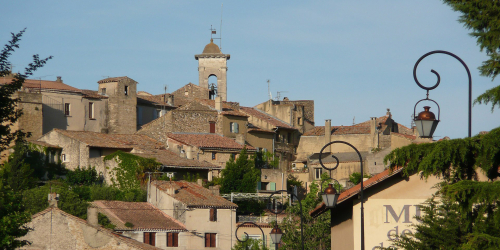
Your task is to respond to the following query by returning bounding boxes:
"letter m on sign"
[384,205,412,223]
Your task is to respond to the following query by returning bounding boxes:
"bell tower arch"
[195,39,230,101]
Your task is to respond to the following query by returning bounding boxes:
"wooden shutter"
[210,208,215,221]
[214,208,217,221]
[173,233,178,247]
[205,233,210,247]
[167,233,173,247]
[210,122,215,133]
[210,233,216,247]
[150,232,156,246]
[144,232,150,244]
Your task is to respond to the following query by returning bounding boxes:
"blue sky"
[2,1,498,139]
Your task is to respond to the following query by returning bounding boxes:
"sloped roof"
[240,107,294,129]
[133,150,220,169]
[0,77,81,93]
[310,167,403,218]
[137,95,171,107]
[81,89,108,99]
[32,207,162,250]
[91,201,187,231]
[308,151,369,165]
[168,133,255,151]
[303,125,370,136]
[50,129,163,150]
[97,76,137,84]
[152,180,238,209]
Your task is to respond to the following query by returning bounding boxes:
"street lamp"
[235,222,266,250]
[269,190,304,250]
[412,50,472,138]
[322,183,340,208]
[319,140,365,250]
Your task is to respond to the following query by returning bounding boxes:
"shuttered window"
[167,232,179,247]
[209,121,215,133]
[205,233,216,247]
[209,208,217,222]
[144,232,156,246]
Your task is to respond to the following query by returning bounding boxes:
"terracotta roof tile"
[28,140,61,149]
[168,133,255,151]
[97,76,137,84]
[310,167,403,218]
[303,125,370,136]
[92,201,187,231]
[133,150,220,169]
[240,107,294,129]
[81,89,108,99]
[392,132,416,140]
[0,77,81,93]
[137,95,172,107]
[152,180,238,208]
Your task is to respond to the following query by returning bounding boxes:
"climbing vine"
[104,151,161,190]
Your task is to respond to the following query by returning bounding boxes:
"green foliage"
[66,166,100,186]
[234,200,267,216]
[348,172,372,185]
[0,184,32,249]
[384,127,500,182]
[104,151,161,190]
[279,174,332,250]
[220,148,261,194]
[182,172,201,182]
[231,238,269,250]
[125,222,134,228]
[0,29,52,152]
[98,213,116,230]
[442,0,500,111]
[254,150,279,169]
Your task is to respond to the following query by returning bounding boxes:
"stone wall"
[14,91,43,139]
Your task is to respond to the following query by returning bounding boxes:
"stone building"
[20,198,162,250]
[254,98,315,134]
[91,201,187,249]
[36,129,220,183]
[195,39,230,101]
[149,180,238,250]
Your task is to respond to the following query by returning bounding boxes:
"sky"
[2,1,498,139]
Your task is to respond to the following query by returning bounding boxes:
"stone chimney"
[215,96,222,111]
[197,179,203,186]
[87,205,98,227]
[386,108,392,118]
[48,193,59,207]
[56,76,62,83]
[370,117,377,135]
[209,185,220,196]
[325,119,331,152]
[235,134,245,145]
[185,146,193,160]
[167,95,174,106]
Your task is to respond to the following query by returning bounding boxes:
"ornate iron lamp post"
[413,50,472,138]
[319,140,365,250]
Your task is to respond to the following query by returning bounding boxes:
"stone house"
[165,132,256,170]
[254,98,315,134]
[149,180,238,250]
[19,198,162,250]
[91,201,188,249]
[36,129,220,183]
[240,106,300,171]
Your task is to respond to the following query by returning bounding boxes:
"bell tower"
[195,39,230,101]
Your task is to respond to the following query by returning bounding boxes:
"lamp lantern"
[322,183,339,208]
[270,225,283,245]
[414,106,439,138]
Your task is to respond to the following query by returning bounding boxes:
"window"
[125,86,129,95]
[212,152,216,160]
[287,132,292,143]
[89,102,94,119]
[64,103,70,116]
[315,168,323,180]
[209,122,216,133]
[205,233,216,248]
[61,154,66,162]
[101,88,106,95]
[209,208,217,222]
[230,122,239,133]
[231,153,236,159]
[144,232,156,246]
[166,232,179,247]
[298,117,302,125]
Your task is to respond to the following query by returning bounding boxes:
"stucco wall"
[246,132,274,152]
[297,134,376,161]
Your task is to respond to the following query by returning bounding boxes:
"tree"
[0,29,52,152]
[0,29,51,249]
[279,173,332,250]
[380,127,500,249]
[231,238,269,250]
[442,0,500,111]
[220,148,261,194]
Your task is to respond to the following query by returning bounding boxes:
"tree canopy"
[443,0,500,111]
[220,148,261,194]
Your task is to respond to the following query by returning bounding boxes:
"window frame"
[143,232,156,246]
[89,102,95,119]
[64,103,71,116]
[205,233,216,248]
[211,152,216,160]
[166,232,179,247]
[125,85,129,96]
[209,208,217,222]
[315,168,323,180]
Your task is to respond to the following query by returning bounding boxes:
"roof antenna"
[220,3,223,50]
[267,79,272,100]
[353,116,355,125]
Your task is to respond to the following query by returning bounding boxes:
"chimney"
[197,178,203,186]
[185,146,193,160]
[87,205,98,227]
[167,95,174,106]
[209,185,220,196]
[370,117,377,135]
[215,96,222,111]
[386,108,392,118]
[48,193,59,207]
[325,119,331,152]
[235,134,245,145]
[56,76,62,83]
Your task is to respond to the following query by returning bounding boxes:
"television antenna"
[267,79,272,100]
[276,91,288,101]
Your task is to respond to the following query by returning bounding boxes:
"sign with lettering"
[352,199,425,249]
